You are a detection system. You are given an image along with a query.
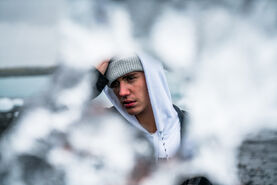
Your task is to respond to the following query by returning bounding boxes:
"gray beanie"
[105,55,144,86]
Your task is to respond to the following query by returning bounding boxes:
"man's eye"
[127,76,136,81]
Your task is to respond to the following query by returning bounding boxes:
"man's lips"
[122,100,136,108]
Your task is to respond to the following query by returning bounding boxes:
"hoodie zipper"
[159,131,169,159]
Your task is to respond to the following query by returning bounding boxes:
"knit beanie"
[105,55,144,86]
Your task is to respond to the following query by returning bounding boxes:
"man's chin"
[125,107,139,115]
[126,110,137,115]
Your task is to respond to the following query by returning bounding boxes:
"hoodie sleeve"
[91,68,109,98]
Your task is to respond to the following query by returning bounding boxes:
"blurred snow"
[1,0,277,185]
[0,67,153,185]
[0,98,23,112]
[59,4,138,69]
[150,8,196,69]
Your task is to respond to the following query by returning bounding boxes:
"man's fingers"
[96,59,110,75]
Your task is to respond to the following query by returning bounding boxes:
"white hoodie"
[104,53,181,159]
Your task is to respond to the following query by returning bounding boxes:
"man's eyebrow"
[122,72,137,78]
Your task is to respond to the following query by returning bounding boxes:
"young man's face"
[111,71,151,116]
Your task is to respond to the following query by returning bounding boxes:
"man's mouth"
[122,100,136,108]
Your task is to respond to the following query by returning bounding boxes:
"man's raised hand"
[96,59,110,75]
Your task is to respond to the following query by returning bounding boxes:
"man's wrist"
[95,68,109,92]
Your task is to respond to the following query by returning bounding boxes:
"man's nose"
[119,82,130,97]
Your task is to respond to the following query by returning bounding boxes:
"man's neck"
[136,105,157,133]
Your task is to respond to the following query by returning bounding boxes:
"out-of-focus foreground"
[0,0,277,185]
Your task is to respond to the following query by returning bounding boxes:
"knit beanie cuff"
[105,55,143,86]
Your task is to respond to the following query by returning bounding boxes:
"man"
[93,53,212,185]
[94,54,182,160]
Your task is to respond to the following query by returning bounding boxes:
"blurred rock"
[0,100,22,137]
[238,130,277,185]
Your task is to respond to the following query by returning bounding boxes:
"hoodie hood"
[104,53,181,159]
